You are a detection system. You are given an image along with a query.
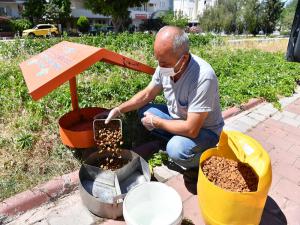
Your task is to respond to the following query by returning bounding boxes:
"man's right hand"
[94,107,123,124]
[105,107,122,124]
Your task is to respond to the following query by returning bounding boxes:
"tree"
[22,0,46,24]
[280,0,297,32]
[161,11,188,28]
[260,0,284,35]
[44,0,71,28]
[10,19,32,36]
[199,4,226,33]
[84,0,148,32]
[77,16,90,33]
[243,0,262,35]
[52,0,71,24]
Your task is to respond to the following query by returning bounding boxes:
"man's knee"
[166,136,189,162]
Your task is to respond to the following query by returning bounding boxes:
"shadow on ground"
[260,196,287,225]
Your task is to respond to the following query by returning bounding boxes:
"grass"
[0,33,300,200]
[226,38,289,53]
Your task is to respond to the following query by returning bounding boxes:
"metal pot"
[79,149,150,219]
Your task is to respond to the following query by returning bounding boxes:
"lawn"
[0,33,299,200]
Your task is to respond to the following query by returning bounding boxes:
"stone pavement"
[5,86,300,225]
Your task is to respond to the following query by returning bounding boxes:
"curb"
[222,98,264,120]
[0,98,265,219]
[0,170,79,217]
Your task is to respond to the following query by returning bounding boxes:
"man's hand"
[141,112,156,131]
[94,107,122,124]
[105,107,122,124]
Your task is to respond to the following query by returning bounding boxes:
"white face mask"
[159,67,176,77]
[159,55,184,77]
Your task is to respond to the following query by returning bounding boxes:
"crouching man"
[103,26,224,170]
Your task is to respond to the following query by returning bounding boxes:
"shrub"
[77,16,89,33]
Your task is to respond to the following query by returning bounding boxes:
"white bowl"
[123,182,183,225]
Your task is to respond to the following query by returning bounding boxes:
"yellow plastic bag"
[197,131,272,225]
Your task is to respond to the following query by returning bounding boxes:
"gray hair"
[157,26,190,58]
[173,31,189,57]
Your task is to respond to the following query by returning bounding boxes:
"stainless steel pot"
[79,149,150,219]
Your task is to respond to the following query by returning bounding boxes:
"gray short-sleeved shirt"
[150,54,224,136]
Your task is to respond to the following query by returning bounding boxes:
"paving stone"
[294,158,300,169]
[166,175,193,202]
[101,220,125,225]
[183,195,205,225]
[269,172,283,192]
[225,120,251,132]
[280,96,298,108]
[283,200,300,225]
[281,110,298,119]
[153,165,177,182]
[269,148,299,166]
[236,116,260,127]
[47,198,100,225]
[248,112,269,122]
[285,133,300,146]
[268,192,288,209]
[260,195,288,225]
[279,116,300,127]
[265,139,292,153]
[288,144,300,157]
[273,178,300,205]
[271,112,283,121]
[255,104,278,116]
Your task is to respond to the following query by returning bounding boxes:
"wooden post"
[69,77,79,111]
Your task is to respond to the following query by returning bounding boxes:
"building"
[71,0,111,25]
[70,0,173,29]
[0,0,24,18]
[173,0,216,24]
[129,0,173,28]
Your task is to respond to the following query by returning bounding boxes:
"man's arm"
[152,112,208,139]
[118,83,162,113]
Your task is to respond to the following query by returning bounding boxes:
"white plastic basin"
[123,182,183,225]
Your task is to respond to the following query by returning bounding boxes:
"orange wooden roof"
[19,41,155,101]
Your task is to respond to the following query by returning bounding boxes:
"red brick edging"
[0,98,264,218]
[0,170,79,217]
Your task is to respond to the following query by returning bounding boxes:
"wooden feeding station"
[20,41,155,149]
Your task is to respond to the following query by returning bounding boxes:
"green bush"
[10,19,32,36]
[77,16,90,33]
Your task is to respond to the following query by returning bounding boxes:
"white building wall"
[0,1,24,18]
[173,0,216,22]
[71,0,111,25]
[129,0,172,28]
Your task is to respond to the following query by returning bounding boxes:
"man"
[103,26,224,169]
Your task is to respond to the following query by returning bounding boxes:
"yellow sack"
[197,130,272,225]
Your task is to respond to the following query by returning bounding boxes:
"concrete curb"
[0,170,79,217]
[0,98,264,218]
[222,98,264,120]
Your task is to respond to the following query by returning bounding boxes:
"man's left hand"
[141,112,156,131]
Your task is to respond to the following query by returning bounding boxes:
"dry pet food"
[201,156,258,192]
[94,120,127,170]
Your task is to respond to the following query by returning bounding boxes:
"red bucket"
[59,107,108,148]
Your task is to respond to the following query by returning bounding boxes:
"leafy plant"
[16,133,35,149]
[148,152,169,173]
[77,16,90,33]
[161,11,189,28]
[10,19,32,36]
